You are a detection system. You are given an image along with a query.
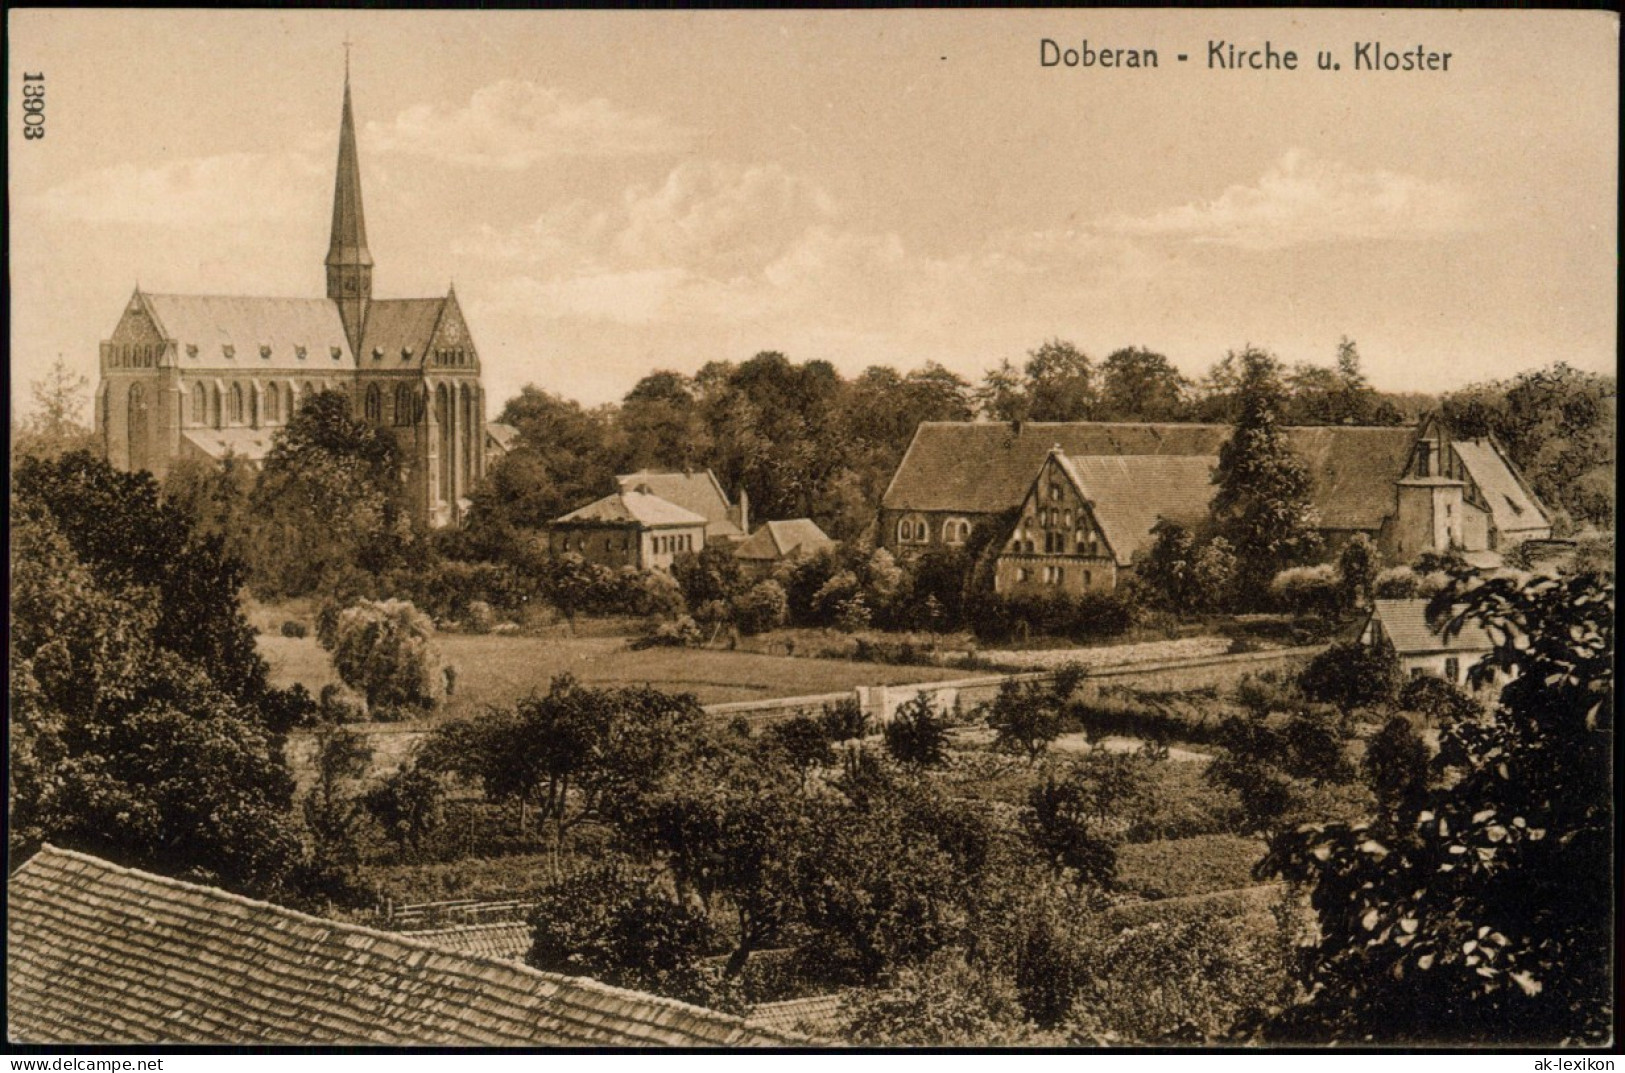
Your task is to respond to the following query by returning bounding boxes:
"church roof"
[142,294,352,369]
[555,490,708,529]
[181,427,275,463]
[357,298,447,365]
[1451,438,1549,535]
[883,421,1418,533]
[615,470,741,538]
[1057,455,1218,566]
[8,846,799,1046]
[735,519,836,562]
[326,76,372,271]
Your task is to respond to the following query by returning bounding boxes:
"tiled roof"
[181,427,275,462]
[555,490,708,528]
[408,921,534,962]
[746,993,850,1037]
[1451,439,1550,535]
[882,421,1418,532]
[143,294,353,370]
[617,471,738,537]
[1368,599,1494,655]
[734,519,836,562]
[485,422,521,453]
[1062,455,1218,566]
[7,846,801,1046]
[357,299,447,366]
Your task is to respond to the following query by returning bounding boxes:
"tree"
[360,762,445,857]
[976,358,1029,423]
[1024,339,1098,421]
[422,676,700,862]
[1299,640,1402,717]
[249,390,411,597]
[985,676,1073,764]
[623,765,807,978]
[671,545,742,615]
[12,356,98,465]
[1206,709,1359,837]
[766,715,837,791]
[11,465,304,897]
[1441,363,1616,528]
[1362,716,1429,835]
[325,599,443,716]
[1337,534,1380,611]
[1098,347,1189,421]
[1263,569,1613,1044]
[731,579,789,635]
[302,722,374,867]
[1210,348,1322,606]
[1020,770,1120,891]
[13,451,295,716]
[1397,675,1482,728]
[882,695,951,769]
[526,863,728,1010]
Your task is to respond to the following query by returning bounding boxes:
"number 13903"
[23,73,45,139]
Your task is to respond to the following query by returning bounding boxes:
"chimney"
[732,486,750,534]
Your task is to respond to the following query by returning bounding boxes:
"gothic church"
[96,73,486,528]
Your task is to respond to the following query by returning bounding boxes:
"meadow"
[259,631,956,720]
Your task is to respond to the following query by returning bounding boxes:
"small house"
[1362,598,1495,687]
[734,519,837,578]
[547,487,707,572]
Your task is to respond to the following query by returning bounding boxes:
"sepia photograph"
[6,8,1617,1052]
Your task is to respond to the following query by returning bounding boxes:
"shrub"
[526,863,733,1012]
[1299,641,1402,715]
[464,599,496,634]
[1396,674,1482,726]
[632,615,705,650]
[1271,565,1342,618]
[732,579,789,636]
[281,619,309,638]
[820,697,870,743]
[326,598,442,717]
[1372,566,1420,599]
[882,694,950,769]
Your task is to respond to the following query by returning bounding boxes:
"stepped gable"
[7,846,805,1046]
[883,420,1418,533]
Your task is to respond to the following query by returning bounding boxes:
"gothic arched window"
[394,384,413,426]
[265,382,282,424]
[228,383,244,425]
[365,384,383,423]
[190,382,207,426]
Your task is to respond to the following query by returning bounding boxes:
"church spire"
[326,62,372,354]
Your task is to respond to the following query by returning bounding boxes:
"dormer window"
[222,345,235,360]
[372,347,384,362]
[295,346,307,361]
[186,344,199,359]
[401,348,413,362]
[260,345,272,360]
[330,346,342,361]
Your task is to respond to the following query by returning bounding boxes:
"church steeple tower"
[326,62,372,355]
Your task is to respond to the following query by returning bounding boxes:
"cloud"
[457,160,839,279]
[366,80,690,168]
[1098,150,1472,250]
[30,151,325,227]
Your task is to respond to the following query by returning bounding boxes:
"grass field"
[260,632,956,719]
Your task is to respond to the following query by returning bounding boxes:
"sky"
[8,9,1618,419]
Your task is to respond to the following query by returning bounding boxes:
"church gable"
[103,293,168,369]
[1006,453,1112,560]
[427,291,477,371]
